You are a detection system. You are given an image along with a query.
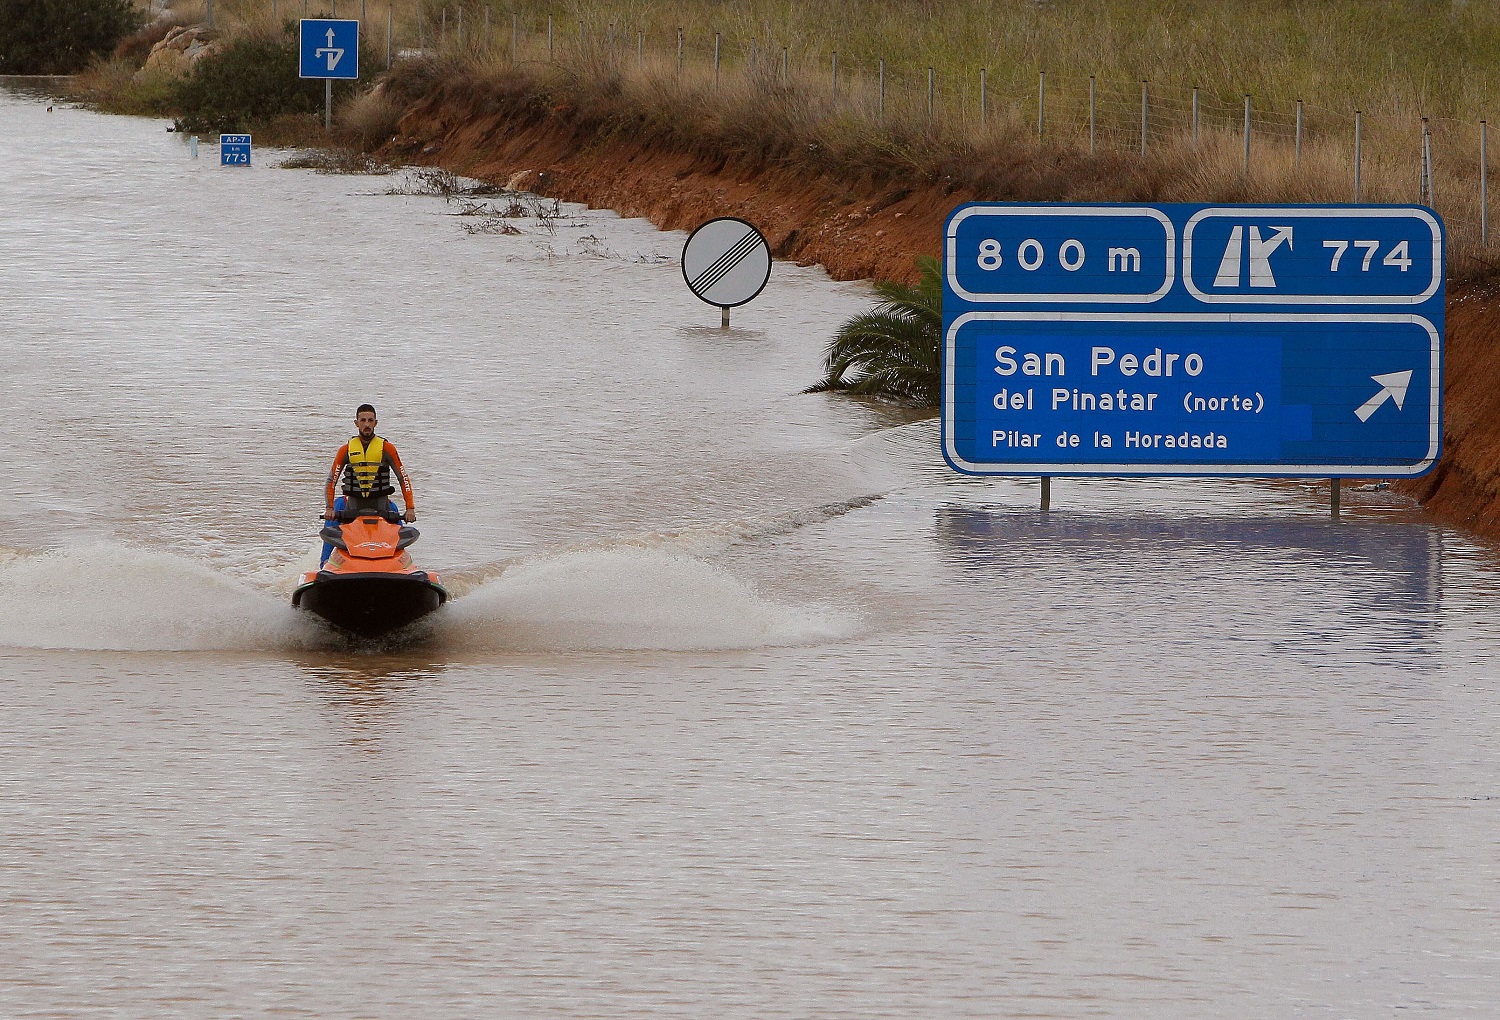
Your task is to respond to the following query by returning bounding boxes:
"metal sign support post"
[721,307,730,329]
[325,77,332,132]
[1331,478,1341,516]
[1040,477,1051,511]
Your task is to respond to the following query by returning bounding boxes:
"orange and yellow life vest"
[347,435,386,496]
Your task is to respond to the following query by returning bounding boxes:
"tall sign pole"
[299,18,361,132]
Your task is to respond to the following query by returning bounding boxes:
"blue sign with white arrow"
[299,19,359,79]
[943,203,1444,477]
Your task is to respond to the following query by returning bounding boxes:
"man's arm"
[324,444,349,517]
[383,441,417,522]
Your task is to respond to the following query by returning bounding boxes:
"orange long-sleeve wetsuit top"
[324,437,416,510]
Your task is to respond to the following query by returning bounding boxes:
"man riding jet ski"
[292,404,447,637]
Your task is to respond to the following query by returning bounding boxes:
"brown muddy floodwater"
[2,82,1499,1018]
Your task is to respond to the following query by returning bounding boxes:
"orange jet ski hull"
[292,514,448,638]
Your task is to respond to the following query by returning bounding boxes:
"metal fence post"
[714,32,721,88]
[781,46,787,82]
[1192,86,1199,144]
[1354,110,1362,201]
[547,15,553,60]
[879,58,885,121]
[676,28,682,79]
[980,67,986,125]
[1422,118,1434,204]
[1295,99,1303,169]
[1420,120,1427,203]
[386,4,393,67]
[1483,120,1490,244]
[1140,80,1148,156]
[928,66,934,123]
[1038,71,1046,141]
[1089,76,1096,154]
[1243,95,1251,175]
[638,31,643,70]
[206,0,212,27]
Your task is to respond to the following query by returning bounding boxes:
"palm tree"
[807,255,941,406]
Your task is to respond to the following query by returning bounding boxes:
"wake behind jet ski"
[292,404,447,638]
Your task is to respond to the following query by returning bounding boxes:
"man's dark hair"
[356,403,377,417]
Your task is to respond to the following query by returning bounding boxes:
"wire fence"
[189,0,1500,258]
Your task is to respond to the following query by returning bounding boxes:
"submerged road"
[2,82,1499,1018]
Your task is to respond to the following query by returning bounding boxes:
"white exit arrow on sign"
[1354,370,1414,422]
[315,28,344,71]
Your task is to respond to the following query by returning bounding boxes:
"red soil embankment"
[384,88,953,284]
[1396,290,1500,537]
[385,90,1500,542]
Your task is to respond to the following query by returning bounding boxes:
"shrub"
[341,86,405,148]
[0,0,141,74]
[808,255,942,407]
[172,30,360,133]
[72,56,180,115]
[112,17,179,66]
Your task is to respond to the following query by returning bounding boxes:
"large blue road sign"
[299,19,359,79]
[943,204,1444,476]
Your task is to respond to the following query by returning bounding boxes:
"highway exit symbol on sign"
[299,19,359,79]
[942,203,1444,477]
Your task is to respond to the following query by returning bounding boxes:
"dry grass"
[72,56,183,114]
[99,1,1500,278]
[341,82,405,145]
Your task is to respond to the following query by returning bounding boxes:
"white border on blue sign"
[1182,206,1442,305]
[945,205,1177,304]
[942,310,1441,477]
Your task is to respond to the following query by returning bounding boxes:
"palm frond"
[811,255,943,406]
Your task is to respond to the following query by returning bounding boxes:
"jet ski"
[292,486,447,639]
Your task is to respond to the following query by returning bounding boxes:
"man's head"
[355,403,377,440]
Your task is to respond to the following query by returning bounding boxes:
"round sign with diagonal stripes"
[681,217,772,308]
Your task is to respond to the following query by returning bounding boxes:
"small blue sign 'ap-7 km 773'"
[943,203,1444,477]
[299,19,359,79]
[220,133,251,165]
